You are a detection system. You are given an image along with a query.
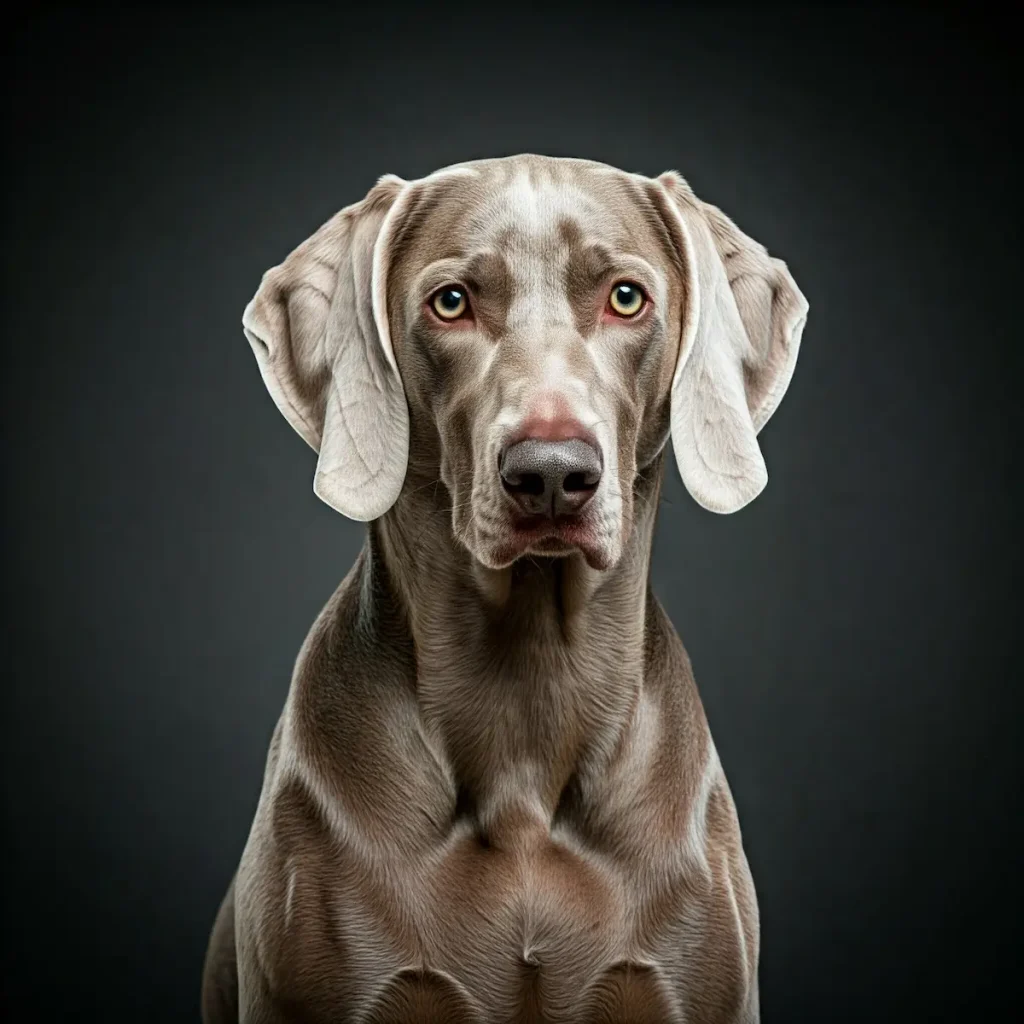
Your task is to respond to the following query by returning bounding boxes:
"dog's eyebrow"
[573,242,618,283]
[456,249,516,338]
[464,249,514,293]
[558,216,624,337]
[559,217,626,280]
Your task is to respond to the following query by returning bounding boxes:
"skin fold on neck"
[366,453,668,849]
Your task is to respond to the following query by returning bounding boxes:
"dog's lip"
[491,515,608,568]
[508,514,589,542]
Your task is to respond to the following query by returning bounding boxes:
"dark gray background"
[4,7,1020,1023]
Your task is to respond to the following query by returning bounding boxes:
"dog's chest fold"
[263,745,693,1022]
[319,807,669,1023]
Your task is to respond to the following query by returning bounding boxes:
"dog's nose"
[499,438,603,517]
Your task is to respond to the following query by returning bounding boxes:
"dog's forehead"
[467,163,603,239]
[414,155,654,260]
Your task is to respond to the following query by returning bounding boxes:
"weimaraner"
[201,154,808,1024]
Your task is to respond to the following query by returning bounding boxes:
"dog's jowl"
[201,154,808,1024]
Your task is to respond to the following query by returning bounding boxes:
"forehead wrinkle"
[628,178,686,275]
[390,176,473,261]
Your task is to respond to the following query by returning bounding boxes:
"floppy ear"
[241,175,411,521]
[655,171,809,514]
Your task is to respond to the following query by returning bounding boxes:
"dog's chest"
[268,799,692,1023]
[253,668,733,1021]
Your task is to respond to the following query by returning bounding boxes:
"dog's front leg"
[201,874,238,1024]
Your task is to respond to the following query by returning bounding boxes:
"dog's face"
[243,156,807,571]
[385,161,687,571]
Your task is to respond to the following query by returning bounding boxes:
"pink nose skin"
[500,395,602,519]
[511,392,597,446]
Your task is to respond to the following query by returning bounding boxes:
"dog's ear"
[654,171,809,513]
[241,175,411,521]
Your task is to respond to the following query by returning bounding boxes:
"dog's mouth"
[486,514,612,571]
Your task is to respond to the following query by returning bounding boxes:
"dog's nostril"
[563,471,598,494]
[506,472,546,497]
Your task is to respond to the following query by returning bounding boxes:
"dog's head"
[243,156,807,571]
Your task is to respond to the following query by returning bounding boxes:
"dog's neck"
[363,454,666,847]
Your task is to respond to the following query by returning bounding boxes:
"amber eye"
[431,286,468,320]
[608,282,646,317]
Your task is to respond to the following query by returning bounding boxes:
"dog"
[201,154,808,1023]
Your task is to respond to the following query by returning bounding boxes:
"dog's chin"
[472,517,617,572]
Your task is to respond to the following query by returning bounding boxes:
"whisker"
[404,476,447,498]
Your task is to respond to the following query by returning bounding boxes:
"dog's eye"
[608,282,646,317]
[431,286,469,320]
